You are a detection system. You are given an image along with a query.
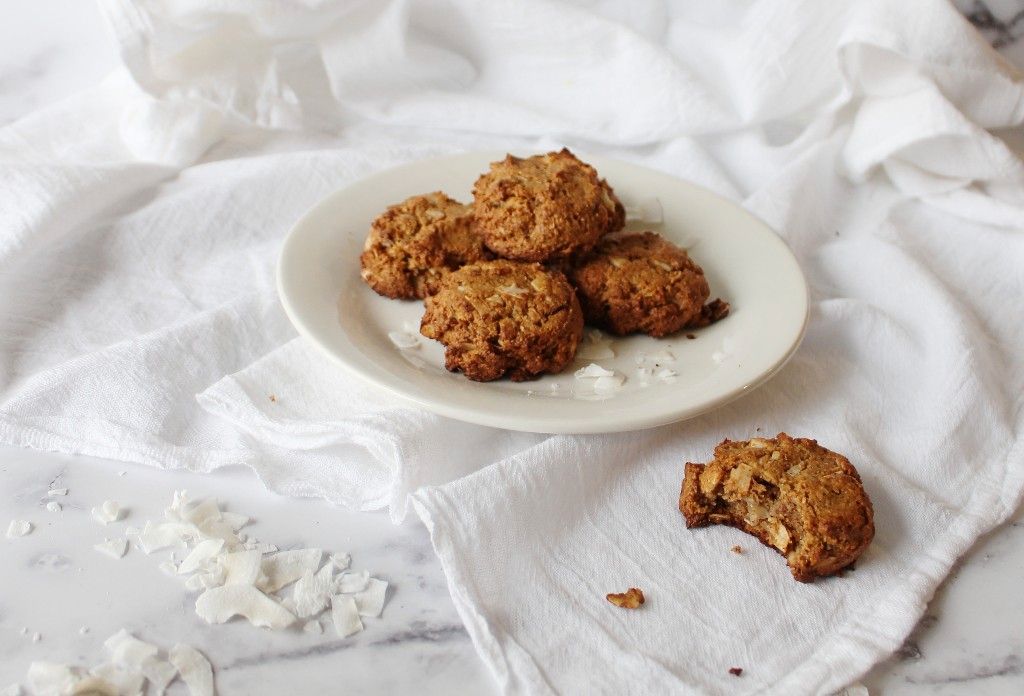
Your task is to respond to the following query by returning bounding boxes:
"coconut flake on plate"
[387,331,420,349]
[169,644,213,696]
[6,520,32,538]
[593,374,625,393]
[574,363,615,379]
[330,596,363,638]
[194,585,296,630]
[656,368,678,384]
[94,538,128,559]
[91,500,123,525]
[624,196,663,224]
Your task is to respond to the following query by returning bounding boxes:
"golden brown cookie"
[472,149,624,262]
[420,260,583,382]
[568,231,728,337]
[679,434,875,582]
[360,192,489,299]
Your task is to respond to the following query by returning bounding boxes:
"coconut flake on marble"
[169,644,213,696]
[334,570,370,594]
[293,564,335,618]
[94,538,128,559]
[91,500,123,525]
[194,585,295,630]
[47,488,68,496]
[329,552,351,572]
[27,662,78,695]
[330,596,363,638]
[45,501,62,513]
[302,619,323,635]
[352,578,389,618]
[88,663,145,696]
[256,549,322,593]
[6,520,32,538]
[177,539,225,575]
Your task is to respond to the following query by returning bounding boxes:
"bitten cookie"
[360,192,488,299]
[420,260,583,382]
[679,434,875,582]
[472,149,625,262]
[568,231,728,337]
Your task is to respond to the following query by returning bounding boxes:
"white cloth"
[1,1,1023,694]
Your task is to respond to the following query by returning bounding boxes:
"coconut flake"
[47,488,68,496]
[293,564,334,618]
[257,549,322,593]
[333,570,370,594]
[88,663,145,696]
[130,521,195,554]
[352,578,389,618]
[104,629,158,670]
[593,374,625,393]
[6,520,32,538]
[27,663,77,694]
[94,538,128,559]
[169,644,213,696]
[80,627,90,635]
[574,363,615,379]
[330,596,363,638]
[91,501,123,525]
[218,549,262,586]
[219,512,248,531]
[656,368,678,384]
[302,619,323,635]
[31,633,41,644]
[624,197,663,224]
[177,539,225,575]
[647,348,676,364]
[194,585,295,630]
[45,502,61,513]
[140,657,178,695]
[388,331,420,349]
[329,552,351,572]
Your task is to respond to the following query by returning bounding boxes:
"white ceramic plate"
[278,152,808,434]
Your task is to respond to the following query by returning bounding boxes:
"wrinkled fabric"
[1,1,1022,694]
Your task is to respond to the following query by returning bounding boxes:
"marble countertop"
[1,2,1023,694]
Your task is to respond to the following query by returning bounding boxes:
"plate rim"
[277,151,810,435]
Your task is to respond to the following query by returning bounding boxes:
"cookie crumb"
[731,545,743,554]
[269,394,277,403]
[686,334,696,339]
[729,667,743,676]
[606,587,645,609]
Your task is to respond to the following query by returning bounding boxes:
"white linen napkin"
[2,1,1023,694]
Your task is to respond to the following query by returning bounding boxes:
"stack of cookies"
[360,149,728,382]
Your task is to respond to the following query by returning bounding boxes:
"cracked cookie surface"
[360,191,488,299]
[420,260,583,382]
[679,433,875,582]
[568,231,727,337]
[472,149,624,262]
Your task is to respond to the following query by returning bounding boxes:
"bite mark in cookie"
[420,260,583,382]
[679,433,874,582]
[569,231,728,337]
[360,192,488,299]
[472,149,624,262]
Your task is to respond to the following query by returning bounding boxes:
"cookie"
[568,231,728,337]
[360,192,488,299]
[420,260,583,382]
[679,434,875,582]
[472,149,625,262]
